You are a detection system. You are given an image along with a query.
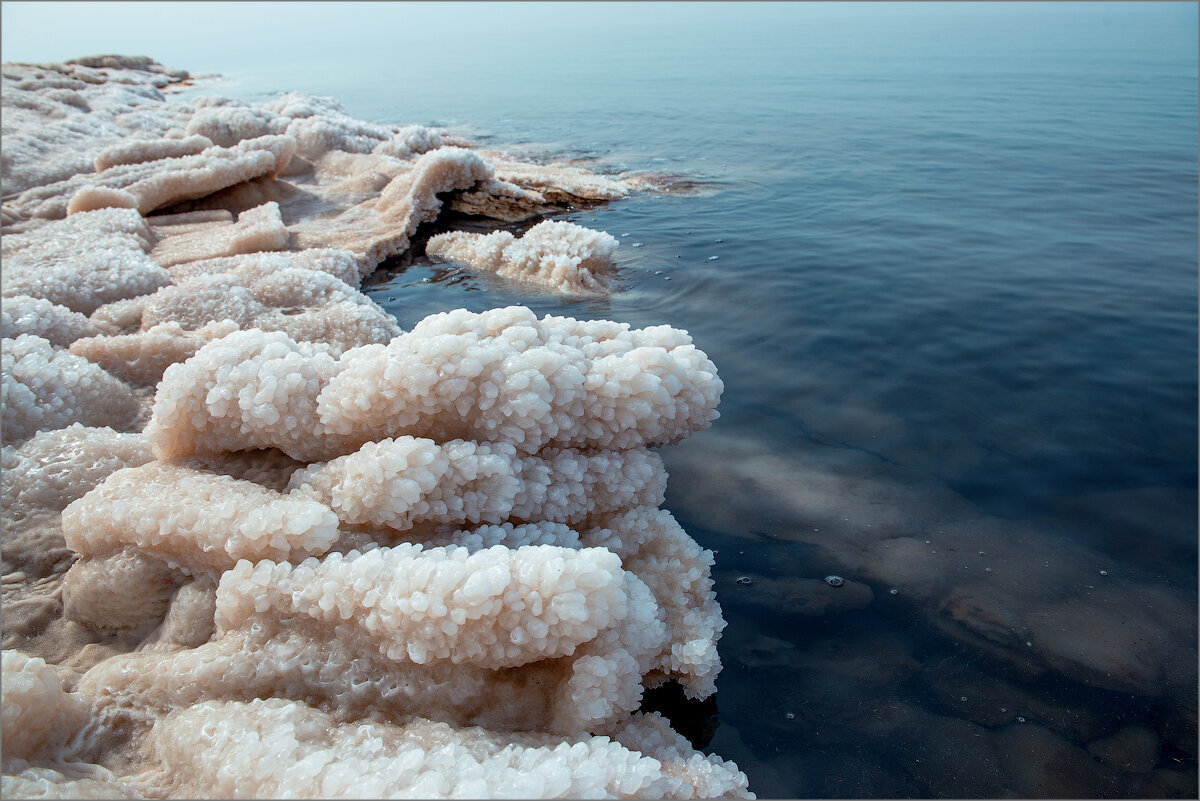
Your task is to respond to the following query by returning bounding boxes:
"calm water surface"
[211,3,1197,796]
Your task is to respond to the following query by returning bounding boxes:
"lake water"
[181,3,1196,796]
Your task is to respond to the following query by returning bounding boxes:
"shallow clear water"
[205,3,1195,796]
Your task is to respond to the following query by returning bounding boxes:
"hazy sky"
[2,1,1195,75]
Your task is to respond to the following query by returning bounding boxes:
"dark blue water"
[208,3,1196,796]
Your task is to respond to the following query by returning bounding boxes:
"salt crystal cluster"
[428,220,620,293]
[0,57,751,799]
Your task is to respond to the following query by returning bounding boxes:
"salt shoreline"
[1,56,752,798]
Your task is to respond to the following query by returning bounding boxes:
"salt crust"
[427,220,620,294]
[62,462,340,571]
[74,258,398,385]
[1,59,190,198]
[1,58,747,799]
[289,146,494,267]
[0,424,153,523]
[288,436,666,530]
[94,134,214,172]
[68,320,240,387]
[1,334,141,445]
[148,306,721,461]
[165,247,366,287]
[7,134,296,222]
[0,651,141,799]
[77,544,667,734]
[147,200,289,267]
[1,207,168,315]
[0,295,109,348]
[0,651,89,759]
[135,700,750,799]
[0,758,141,801]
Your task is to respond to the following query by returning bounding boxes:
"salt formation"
[135,700,747,800]
[287,437,667,530]
[0,294,108,347]
[427,220,620,294]
[1,207,168,315]
[147,306,721,462]
[1,334,141,445]
[1,56,750,799]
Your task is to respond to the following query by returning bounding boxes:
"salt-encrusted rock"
[427,220,619,294]
[0,650,90,760]
[62,547,182,633]
[318,306,723,456]
[69,320,240,386]
[133,699,751,799]
[0,757,142,800]
[1,334,141,445]
[8,134,296,222]
[166,247,366,287]
[0,424,153,522]
[145,329,346,461]
[487,154,631,204]
[582,507,725,699]
[1,207,168,315]
[62,462,341,571]
[146,307,721,461]
[0,295,109,348]
[1,59,190,199]
[287,436,666,530]
[147,200,289,266]
[0,651,139,798]
[0,56,745,800]
[216,543,630,668]
[289,146,493,266]
[131,263,399,354]
[78,540,668,734]
[94,134,214,171]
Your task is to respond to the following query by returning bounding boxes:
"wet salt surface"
[216,6,1196,797]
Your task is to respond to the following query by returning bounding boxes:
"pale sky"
[2,2,1194,75]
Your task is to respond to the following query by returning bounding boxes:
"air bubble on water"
[984,567,992,573]
[736,577,752,586]
[715,238,725,243]
[1099,570,1108,576]
[1000,708,1007,713]
[824,575,844,587]
[654,271,663,275]
[707,256,720,261]
[978,551,985,556]
[1017,716,1027,724]
[925,540,931,545]
[664,276,671,280]
[1025,641,1033,647]
[960,697,968,702]
[631,242,644,248]
[889,588,899,596]
[785,712,795,720]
